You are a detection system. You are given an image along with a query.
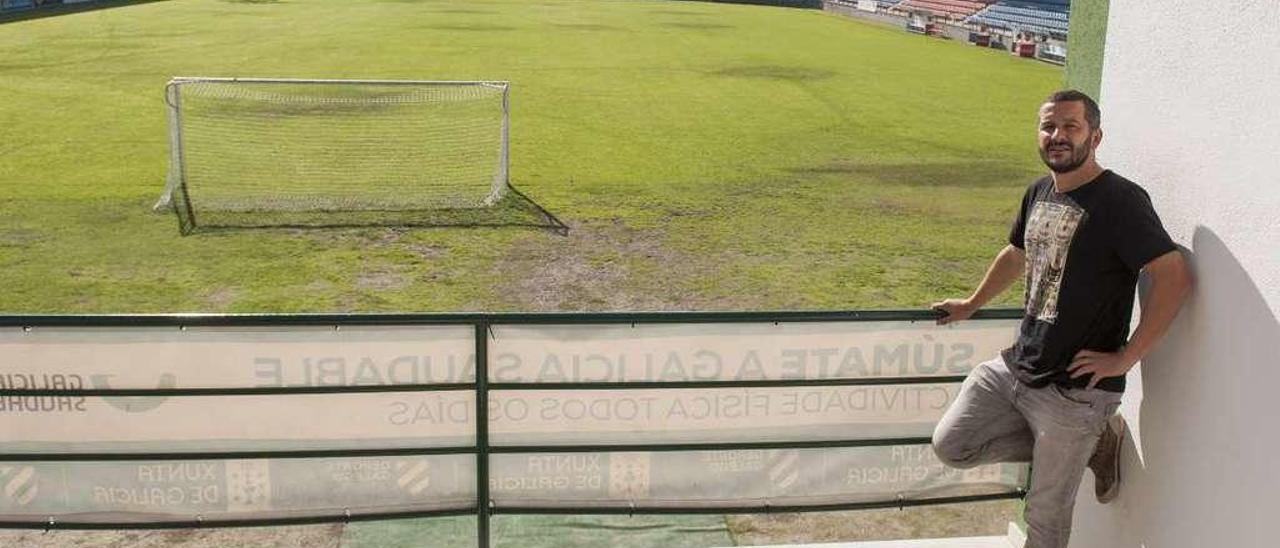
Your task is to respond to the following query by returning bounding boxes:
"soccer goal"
[155,77,523,233]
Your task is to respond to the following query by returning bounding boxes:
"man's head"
[1038,90,1102,174]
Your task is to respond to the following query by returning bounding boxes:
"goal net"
[155,78,510,233]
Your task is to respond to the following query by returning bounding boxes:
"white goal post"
[154,77,511,232]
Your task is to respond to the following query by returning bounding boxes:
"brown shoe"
[1089,414,1127,503]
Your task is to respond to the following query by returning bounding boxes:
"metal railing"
[0,309,1026,545]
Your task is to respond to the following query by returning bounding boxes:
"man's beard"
[1039,139,1091,174]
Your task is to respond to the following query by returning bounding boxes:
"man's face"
[1037,101,1099,174]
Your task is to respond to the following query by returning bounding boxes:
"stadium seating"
[894,0,994,20]
[968,1,1070,38]
[1,0,36,11]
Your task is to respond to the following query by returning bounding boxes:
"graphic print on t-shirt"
[1024,199,1085,323]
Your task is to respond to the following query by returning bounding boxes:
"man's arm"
[1068,249,1194,388]
[932,244,1026,325]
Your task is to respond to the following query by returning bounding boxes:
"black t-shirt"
[1002,170,1176,393]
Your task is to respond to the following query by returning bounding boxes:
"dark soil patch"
[424,24,517,32]
[713,65,837,82]
[662,22,736,31]
[493,219,759,312]
[552,23,622,31]
[790,160,1041,188]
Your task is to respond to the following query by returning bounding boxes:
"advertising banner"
[0,318,1025,524]
[487,321,1015,444]
[0,326,476,453]
[0,455,475,524]
[491,447,1024,507]
[489,321,1014,383]
[0,325,475,389]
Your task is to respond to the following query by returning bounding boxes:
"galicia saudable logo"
[0,466,37,507]
[91,373,178,412]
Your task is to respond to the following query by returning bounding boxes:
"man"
[930,90,1193,548]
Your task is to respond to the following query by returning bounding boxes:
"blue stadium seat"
[967,0,1070,37]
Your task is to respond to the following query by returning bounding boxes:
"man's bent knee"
[931,430,981,469]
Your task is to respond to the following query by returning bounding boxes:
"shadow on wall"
[1073,226,1276,548]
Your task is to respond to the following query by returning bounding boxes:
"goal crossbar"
[155,77,512,234]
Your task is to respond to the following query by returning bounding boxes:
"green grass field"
[0,0,1060,314]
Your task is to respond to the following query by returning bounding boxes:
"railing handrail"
[0,307,1023,327]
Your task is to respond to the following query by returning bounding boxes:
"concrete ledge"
[744,538,1007,548]
[727,522,1023,548]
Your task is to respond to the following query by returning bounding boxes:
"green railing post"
[475,322,491,548]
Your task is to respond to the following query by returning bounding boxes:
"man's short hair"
[1045,89,1101,130]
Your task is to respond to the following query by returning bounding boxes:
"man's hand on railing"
[930,299,977,325]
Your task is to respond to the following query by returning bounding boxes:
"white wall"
[1069,2,1280,547]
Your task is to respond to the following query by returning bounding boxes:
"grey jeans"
[931,357,1122,548]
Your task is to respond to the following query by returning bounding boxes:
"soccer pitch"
[0,0,1060,314]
